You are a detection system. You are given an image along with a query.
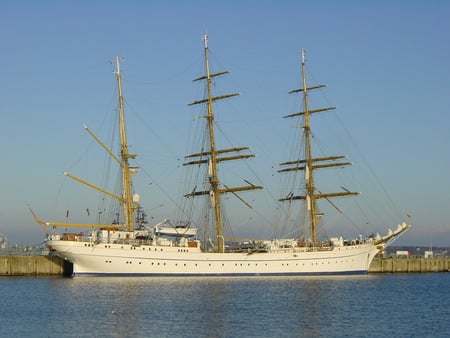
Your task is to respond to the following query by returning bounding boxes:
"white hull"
[47,239,380,276]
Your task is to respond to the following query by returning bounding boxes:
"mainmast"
[201,34,222,251]
[279,49,358,244]
[114,56,137,232]
[185,35,263,253]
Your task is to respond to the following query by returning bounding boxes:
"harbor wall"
[369,257,450,273]
[1,256,449,276]
[0,256,70,276]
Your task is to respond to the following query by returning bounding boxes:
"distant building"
[424,250,433,259]
[0,233,8,249]
[396,250,410,258]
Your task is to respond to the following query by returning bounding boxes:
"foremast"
[184,35,263,253]
[114,56,137,232]
[279,49,358,245]
[32,57,137,232]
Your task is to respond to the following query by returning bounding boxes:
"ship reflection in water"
[1,275,448,337]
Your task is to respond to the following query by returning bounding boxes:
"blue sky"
[1,1,449,246]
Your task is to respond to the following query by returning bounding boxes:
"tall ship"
[33,37,409,276]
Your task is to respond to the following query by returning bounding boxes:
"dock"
[369,256,449,273]
[0,255,71,276]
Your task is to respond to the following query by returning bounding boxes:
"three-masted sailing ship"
[33,37,409,276]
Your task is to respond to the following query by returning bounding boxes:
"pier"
[1,255,449,276]
[0,255,71,276]
[369,257,449,273]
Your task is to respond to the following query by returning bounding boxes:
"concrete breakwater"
[1,255,449,276]
[0,255,71,276]
[369,257,449,273]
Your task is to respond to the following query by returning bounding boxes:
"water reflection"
[23,274,444,337]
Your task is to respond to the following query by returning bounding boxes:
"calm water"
[1,274,449,337]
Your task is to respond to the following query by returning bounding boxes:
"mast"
[301,50,318,243]
[279,49,358,244]
[31,58,139,232]
[203,35,222,251]
[114,57,137,232]
[185,35,263,253]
